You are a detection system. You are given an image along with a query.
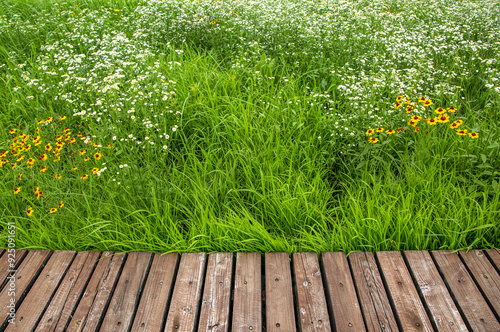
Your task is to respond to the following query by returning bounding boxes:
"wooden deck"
[0,250,498,331]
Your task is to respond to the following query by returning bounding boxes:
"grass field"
[0,0,499,252]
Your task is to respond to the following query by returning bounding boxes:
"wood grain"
[293,252,332,332]
[5,251,76,332]
[348,252,398,331]
[0,249,28,292]
[100,251,152,331]
[231,252,262,332]
[458,250,500,320]
[35,251,101,332]
[66,252,126,332]
[321,252,364,331]
[198,253,233,332]
[265,252,296,332]
[377,251,434,332]
[404,251,467,331]
[0,250,52,329]
[131,252,179,331]
[484,249,500,274]
[432,250,500,331]
[164,253,207,332]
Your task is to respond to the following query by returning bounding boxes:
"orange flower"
[369,137,379,143]
[447,106,457,113]
[422,100,433,107]
[27,207,34,216]
[469,132,479,139]
[14,187,21,195]
[386,129,395,135]
[457,129,468,136]
[436,114,450,123]
[376,127,384,133]
[58,201,64,209]
[49,208,57,214]
[94,153,102,160]
[408,119,418,127]
[435,107,446,114]
[427,118,437,125]
[81,174,89,180]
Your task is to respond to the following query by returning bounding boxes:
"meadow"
[0,0,499,252]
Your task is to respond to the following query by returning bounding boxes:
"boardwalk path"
[0,249,498,331]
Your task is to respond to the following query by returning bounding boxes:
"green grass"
[0,0,499,252]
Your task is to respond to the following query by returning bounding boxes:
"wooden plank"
[66,252,126,332]
[376,251,434,331]
[265,252,296,332]
[164,253,207,332]
[5,250,76,331]
[0,250,52,328]
[232,253,262,332]
[293,252,332,332]
[100,251,152,331]
[0,249,28,291]
[348,252,398,331]
[404,251,468,331]
[35,251,101,332]
[485,249,500,273]
[432,250,500,331]
[198,253,233,332]
[321,252,364,331]
[131,252,179,331]
[459,250,500,319]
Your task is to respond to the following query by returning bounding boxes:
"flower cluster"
[365,96,479,143]
[1,116,112,216]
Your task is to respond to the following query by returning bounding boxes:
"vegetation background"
[0,0,499,252]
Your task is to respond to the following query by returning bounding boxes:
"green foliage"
[0,0,498,252]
